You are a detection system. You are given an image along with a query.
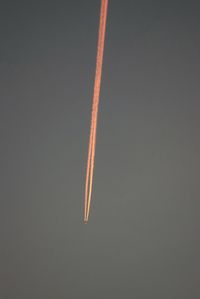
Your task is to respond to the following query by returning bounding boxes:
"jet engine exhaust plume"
[84,0,108,223]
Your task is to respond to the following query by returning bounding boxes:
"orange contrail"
[84,0,108,222]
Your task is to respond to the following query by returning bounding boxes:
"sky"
[0,0,200,298]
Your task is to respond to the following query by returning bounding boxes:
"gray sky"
[0,0,200,298]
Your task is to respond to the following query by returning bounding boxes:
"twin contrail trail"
[84,0,108,223]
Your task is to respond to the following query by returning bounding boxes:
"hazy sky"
[1,1,200,298]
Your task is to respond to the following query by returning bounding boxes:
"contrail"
[84,0,108,222]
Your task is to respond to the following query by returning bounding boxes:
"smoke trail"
[85,0,108,221]
[84,0,108,222]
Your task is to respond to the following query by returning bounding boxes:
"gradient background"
[1,0,200,298]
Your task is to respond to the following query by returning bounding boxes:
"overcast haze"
[1,0,200,298]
